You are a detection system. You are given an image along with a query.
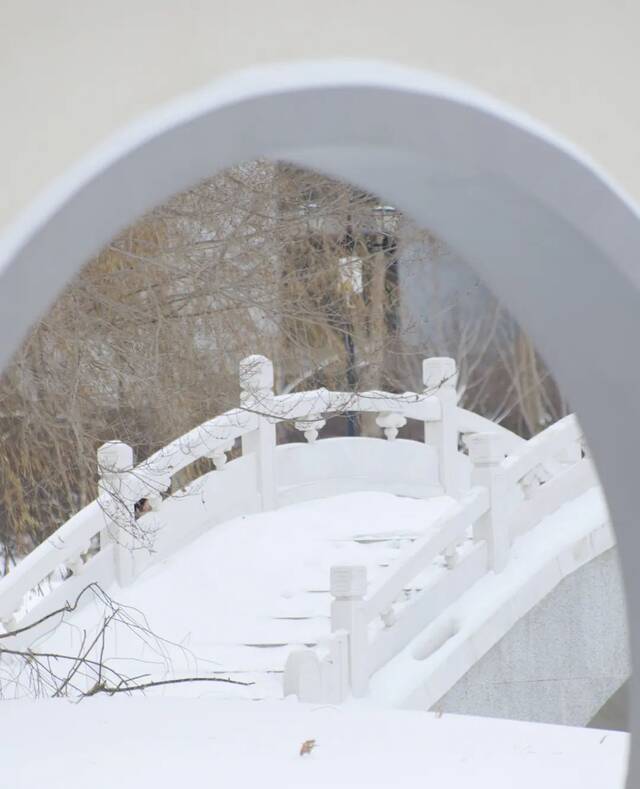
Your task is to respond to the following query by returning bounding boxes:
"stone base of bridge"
[434,548,629,727]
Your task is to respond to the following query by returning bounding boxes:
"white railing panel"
[456,408,526,452]
[0,500,104,621]
[275,437,442,505]
[367,539,489,675]
[363,486,490,623]
[143,453,261,565]
[510,458,597,539]
[1,545,116,650]
[502,414,581,488]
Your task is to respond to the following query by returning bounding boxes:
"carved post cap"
[423,357,457,390]
[330,565,367,600]
[239,354,274,393]
[97,441,134,476]
[466,432,506,465]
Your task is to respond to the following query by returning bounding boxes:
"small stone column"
[97,440,137,585]
[239,355,276,511]
[467,432,510,572]
[424,357,459,497]
[330,565,369,697]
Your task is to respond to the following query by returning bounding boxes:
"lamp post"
[371,204,400,345]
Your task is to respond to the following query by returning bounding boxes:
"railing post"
[97,440,137,586]
[330,565,369,697]
[423,357,459,497]
[239,355,276,511]
[467,432,510,572]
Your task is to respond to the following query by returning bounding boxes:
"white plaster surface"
[3,2,640,230]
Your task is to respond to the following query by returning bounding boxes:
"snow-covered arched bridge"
[0,356,624,726]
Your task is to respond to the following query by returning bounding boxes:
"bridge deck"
[27,485,609,707]
[35,491,456,700]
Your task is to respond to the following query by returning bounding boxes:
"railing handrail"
[456,407,526,452]
[269,389,442,423]
[124,385,445,503]
[363,486,490,623]
[117,387,441,489]
[137,406,259,481]
[501,414,581,488]
[0,499,104,620]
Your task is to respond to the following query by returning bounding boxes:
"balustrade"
[0,350,596,701]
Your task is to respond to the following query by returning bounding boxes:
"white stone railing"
[0,354,469,632]
[0,352,594,669]
[283,414,597,704]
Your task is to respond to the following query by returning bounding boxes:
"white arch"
[0,62,637,784]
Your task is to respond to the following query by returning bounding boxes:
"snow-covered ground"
[2,696,627,788]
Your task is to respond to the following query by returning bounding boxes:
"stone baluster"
[65,553,85,577]
[294,414,326,443]
[467,432,510,572]
[97,440,137,586]
[444,543,458,569]
[380,605,397,627]
[239,355,276,511]
[376,411,407,441]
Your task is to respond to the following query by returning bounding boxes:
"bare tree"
[0,583,252,700]
[0,161,565,566]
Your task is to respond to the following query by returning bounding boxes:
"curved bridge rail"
[0,355,459,630]
[0,355,596,684]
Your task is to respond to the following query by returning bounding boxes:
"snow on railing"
[0,354,463,630]
[283,413,597,704]
[0,501,103,628]
[0,351,592,664]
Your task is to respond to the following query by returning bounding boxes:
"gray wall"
[435,549,630,727]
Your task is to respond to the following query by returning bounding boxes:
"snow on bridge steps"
[0,355,605,703]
